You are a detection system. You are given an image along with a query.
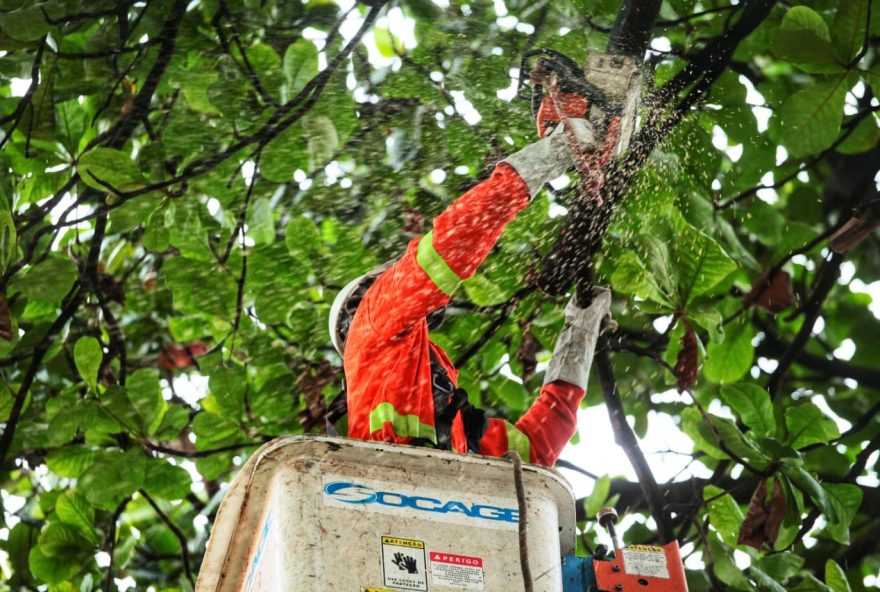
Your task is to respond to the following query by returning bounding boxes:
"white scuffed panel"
[196,436,575,592]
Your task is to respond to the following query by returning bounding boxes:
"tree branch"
[766,252,844,398]
[0,38,46,151]
[140,489,195,587]
[594,346,675,543]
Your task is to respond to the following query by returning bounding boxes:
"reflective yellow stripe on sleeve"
[506,422,531,462]
[416,231,462,296]
[369,402,437,443]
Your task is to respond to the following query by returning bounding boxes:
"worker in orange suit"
[328,107,612,468]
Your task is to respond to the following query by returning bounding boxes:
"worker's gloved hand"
[501,119,596,198]
[544,288,612,390]
[536,91,589,138]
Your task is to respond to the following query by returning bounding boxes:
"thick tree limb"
[595,346,674,543]
[757,331,880,391]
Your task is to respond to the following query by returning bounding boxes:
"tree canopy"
[1,0,879,590]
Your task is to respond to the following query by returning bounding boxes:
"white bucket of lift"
[196,436,576,592]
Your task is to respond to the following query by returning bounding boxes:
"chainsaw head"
[522,49,642,156]
[582,51,642,160]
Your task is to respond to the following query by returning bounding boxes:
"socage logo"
[323,481,519,524]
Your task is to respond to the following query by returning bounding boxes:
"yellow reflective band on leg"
[369,402,437,443]
[416,231,462,296]
[506,422,531,462]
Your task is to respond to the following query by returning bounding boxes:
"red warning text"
[429,552,483,567]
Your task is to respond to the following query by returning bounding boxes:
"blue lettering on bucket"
[323,481,519,524]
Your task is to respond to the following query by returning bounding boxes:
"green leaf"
[302,114,339,170]
[743,201,787,246]
[77,148,147,193]
[621,208,736,308]
[0,207,16,273]
[720,383,775,436]
[14,254,77,302]
[143,458,192,500]
[285,215,322,261]
[784,464,838,523]
[681,407,726,459]
[780,77,848,158]
[582,475,611,518]
[181,69,221,115]
[153,404,190,440]
[463,273,509,307]
[708,534,755,590]
[772,7,843,73]
[191,411,246,450]
[73,336,102,392]
[78,449,146,509]
[836,112,880,155]
[261,123,308,182]
[785,403,840,449]
[488,376,528,412]
[832,1,869,63]
[38,522,93,557]
[610,251,673,308]
[750,566,788,592]
[374,27,403,58]
[824,483,863,544]
[0,5,52,41]
[46,446,100,478]
[283,39,319,99]
[704,484,744,546]
[248,198,275,245]
[704,319,754,384]
[144,524,182,555]
[125,369,166,435]
[824,559,852,592]
[54,491,98,545]
[207,364,247,416]
[752,552,804,582]
[28,546,82,584]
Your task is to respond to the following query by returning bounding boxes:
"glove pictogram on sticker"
[392,552,418,574]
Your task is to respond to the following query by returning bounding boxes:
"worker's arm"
[359,121,596,341]
[480,290,612,466]
[477,381,584,467]
[359,164,528,340]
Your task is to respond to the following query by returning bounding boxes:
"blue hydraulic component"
[561,555,598,592]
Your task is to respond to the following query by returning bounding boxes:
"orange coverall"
[344,163,584,467]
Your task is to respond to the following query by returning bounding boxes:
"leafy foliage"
[0,0,879,591]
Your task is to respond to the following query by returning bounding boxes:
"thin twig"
[103,497,132,592]
[766,252,844,398]
[140,489,195,587]
[0,38,47,151]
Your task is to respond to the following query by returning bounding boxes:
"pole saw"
[517,2,691,590]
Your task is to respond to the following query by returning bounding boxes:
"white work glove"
[543,288,612,390]
[501,118,596,198]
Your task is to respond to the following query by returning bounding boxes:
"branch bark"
[595,346,675,543]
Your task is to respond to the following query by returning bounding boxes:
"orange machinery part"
[592,541,688,592]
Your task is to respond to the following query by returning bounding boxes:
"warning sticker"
[430,551,485,590]
[381,536,428,591]
[622,545,669,579]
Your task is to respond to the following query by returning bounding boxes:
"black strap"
[425,349,487,453]
[329,350,488,452]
